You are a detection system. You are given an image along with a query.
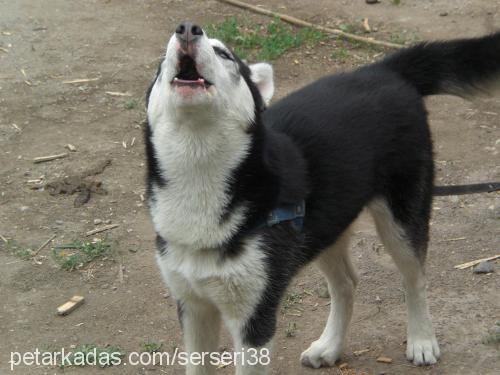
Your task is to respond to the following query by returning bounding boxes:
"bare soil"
[0,1,498,374]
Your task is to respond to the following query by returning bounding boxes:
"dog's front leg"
[179,297,221,375]
[227,325,272,375]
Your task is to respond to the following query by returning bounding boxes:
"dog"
[144,21,500,374]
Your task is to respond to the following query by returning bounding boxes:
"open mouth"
[172,54,212,88]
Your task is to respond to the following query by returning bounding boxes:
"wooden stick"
[62,77,100,84]
[454,255,500,270]
[0,234,8,243]
[377,356,393,364]
[33,153,68,164]
[85,224,119,237]
[217,0,403,49]
[33,234,56,256]
[57,295,85,316]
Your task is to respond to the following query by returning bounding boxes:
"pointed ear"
[249,63,274,106]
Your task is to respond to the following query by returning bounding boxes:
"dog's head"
[147,22,274,127]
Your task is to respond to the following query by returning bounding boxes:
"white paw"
[406,336,440,365]
[300,339,343,369]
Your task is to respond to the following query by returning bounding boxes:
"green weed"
[206,17,325,60]
[285,322,297,337]
[124,99,138,110]
[52,239,113,271]
[331,47,350,62]
[282,291,304,310]
[141,340,163,353]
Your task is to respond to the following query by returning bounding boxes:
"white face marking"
[148,33,255,128]
[147,33,256,249]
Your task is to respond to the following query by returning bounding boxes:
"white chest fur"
[149,116,251,249]
[156,235,268,322]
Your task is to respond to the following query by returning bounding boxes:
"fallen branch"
[86,224,119,237]
[33,234,56,256]
[454,255,500,270]
[217,0,403,49]
[33,153,68,164]
[0,234,8,243]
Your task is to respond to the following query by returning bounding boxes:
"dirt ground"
[1,0,499,374]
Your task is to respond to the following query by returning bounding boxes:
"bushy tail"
[382,32,500,97]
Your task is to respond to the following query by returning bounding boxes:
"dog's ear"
[249,63,274,105]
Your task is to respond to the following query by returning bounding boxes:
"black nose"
[175,22,203,43]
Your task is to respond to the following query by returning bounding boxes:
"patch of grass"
[3,239,35,260]
[392,0,401,5]
[338,23,358,34]
[205,17,325,60]
[14,248,35,259]
[124,99,138,110]
[285,322,297,337]
[62,344,124,368]
[282,291,304,310]
[483,322,500,346]
[331,47,350,62]
[389,33,407,45]
[52,239,113,271]
[141,340,163,353]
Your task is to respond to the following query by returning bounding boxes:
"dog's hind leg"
[301,228,357,368]
[369,198,440,365]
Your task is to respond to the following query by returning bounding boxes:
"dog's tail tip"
[382,32,500,97]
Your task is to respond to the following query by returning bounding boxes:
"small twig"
[353,348,371,356]
[33,153,68,164]
[0,234,8,243]
[85,224,119,237]
[62,77,100,84]
[118,262,124,283]
[33,234,56,256]
[217,0,403,49]
[105,91,132,97]
[439,236,467,243]
[454,255,500,270]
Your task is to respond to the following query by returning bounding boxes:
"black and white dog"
[145,22,500,374]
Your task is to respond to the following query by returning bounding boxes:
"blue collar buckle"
[257,200,306,232]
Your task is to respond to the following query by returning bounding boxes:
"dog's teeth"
[174,77,179,81]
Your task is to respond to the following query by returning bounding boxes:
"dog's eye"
[213,47,233,61]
